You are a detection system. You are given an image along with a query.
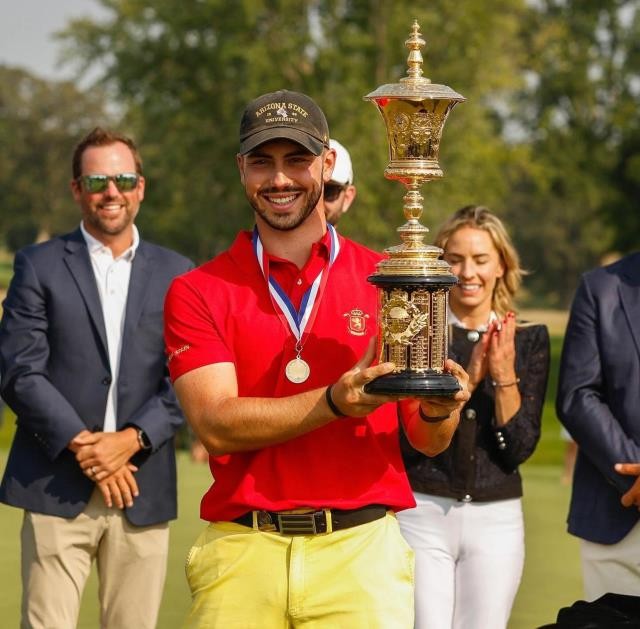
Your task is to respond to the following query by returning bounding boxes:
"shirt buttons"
[496,430,507,450]
[296,278,302,286]
[464,408,477,420]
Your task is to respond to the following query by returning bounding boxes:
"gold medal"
[285,357,310,384]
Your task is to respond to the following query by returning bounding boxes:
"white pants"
[397,493,524,629]
[581,519,640,601]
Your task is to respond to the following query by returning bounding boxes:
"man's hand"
[72,428,140,481]
[67,429,93,454]
[400,359,470,457]
[418,359,470,419]
[328,338,399,417]
[95,463,140,509]
[615,463,640,508]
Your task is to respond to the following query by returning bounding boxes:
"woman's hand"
[466,332,490,394]
[486,312,517,385]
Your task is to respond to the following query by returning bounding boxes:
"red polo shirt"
[164,229,415,521]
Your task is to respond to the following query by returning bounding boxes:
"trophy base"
[364,371,461,397]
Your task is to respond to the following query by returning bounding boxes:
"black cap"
[239,90,330,155]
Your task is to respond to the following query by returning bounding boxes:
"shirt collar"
[448,308,498,331]
[80,222,140,261]
[264,227,332,266]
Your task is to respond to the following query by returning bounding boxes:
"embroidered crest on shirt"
[343,309,369,336]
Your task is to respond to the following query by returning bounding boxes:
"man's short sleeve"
[164,273,233,381]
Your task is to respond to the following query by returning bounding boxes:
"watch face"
[138,430,151,449]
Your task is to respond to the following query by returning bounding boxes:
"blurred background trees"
[1,0,639,306]
[0,66,113,251]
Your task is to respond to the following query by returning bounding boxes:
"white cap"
[329,138,353,185]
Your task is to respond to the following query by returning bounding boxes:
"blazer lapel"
[618,256,640,359]
[123,241,153,331]
[63,229,109,354]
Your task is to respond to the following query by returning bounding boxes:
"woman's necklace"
[448,308,497,343]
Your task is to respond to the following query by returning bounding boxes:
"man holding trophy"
[164,22,469,629]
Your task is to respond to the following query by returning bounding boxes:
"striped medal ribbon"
[252,224,340,383]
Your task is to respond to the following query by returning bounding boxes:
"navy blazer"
[0,228,193,526]
[557,252,640,544]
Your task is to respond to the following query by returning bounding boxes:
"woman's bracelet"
[325,384,347,417]
[418,407,451,423]
[491,376,521,388]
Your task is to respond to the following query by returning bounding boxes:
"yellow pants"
[183,512,414,628]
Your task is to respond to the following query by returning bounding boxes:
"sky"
[0,0,108,82]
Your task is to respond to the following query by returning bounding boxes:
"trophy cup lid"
[364,20,465,105]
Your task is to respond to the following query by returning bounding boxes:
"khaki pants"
[581,519,640,601]
[183,511,415,629]
[21,489,169,629]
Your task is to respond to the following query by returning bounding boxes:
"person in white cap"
[323,138,357,226]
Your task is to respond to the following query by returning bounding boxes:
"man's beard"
[85,202,137,236]
[248,180,323,232]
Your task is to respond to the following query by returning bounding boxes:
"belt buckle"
[277,511,320,535]
[256,511,277,532]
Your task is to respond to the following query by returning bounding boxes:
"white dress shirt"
[80,222,140,432]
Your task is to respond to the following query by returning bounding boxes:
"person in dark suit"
[0,127,192,629]
[557,252,640,601]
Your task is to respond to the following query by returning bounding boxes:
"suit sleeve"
[124,257,194,450]
[0,250,87,459]
[556,276,640,492]
[125,374,185,450]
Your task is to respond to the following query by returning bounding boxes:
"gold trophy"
[363,20,465,396]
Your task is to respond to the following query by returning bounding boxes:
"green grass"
[0,258,13,291]
[0,332,578,626]
[528,334,566,467]
[0,450,212,628]
[509,465,582,628]
[0,454,581,628]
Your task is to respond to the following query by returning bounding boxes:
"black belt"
[232,505,388,535]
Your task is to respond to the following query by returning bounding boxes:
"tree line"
[1,0,638,307]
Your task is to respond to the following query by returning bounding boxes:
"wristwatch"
[137,429,152,451]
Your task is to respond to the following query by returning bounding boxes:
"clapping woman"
[398,205,550,629]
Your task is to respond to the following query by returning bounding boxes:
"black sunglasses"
[324,183,347,202]
[78,173,140,194]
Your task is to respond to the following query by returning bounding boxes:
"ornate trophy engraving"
[363,20,465,396]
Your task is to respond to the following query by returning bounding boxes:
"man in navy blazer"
[557,252,640,601]
[0,127,192,629]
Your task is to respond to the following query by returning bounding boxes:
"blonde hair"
[434,205,523,317]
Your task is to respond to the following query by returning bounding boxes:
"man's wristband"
[325,384,347,418]
[418,407,451,423]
